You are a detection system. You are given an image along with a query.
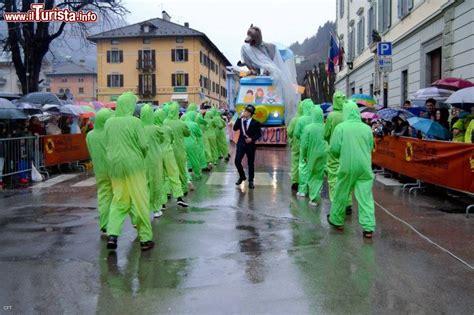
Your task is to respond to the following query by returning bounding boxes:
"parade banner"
[43,134,89,166]
[372,136,474,193]
[229,126,287,145]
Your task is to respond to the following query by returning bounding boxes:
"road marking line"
[31,174,79,189]
[71,177,96,187]
[375,174,403,187]
[375,200,474,270]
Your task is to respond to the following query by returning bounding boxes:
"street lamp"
[26,72,30,94]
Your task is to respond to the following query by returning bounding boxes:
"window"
[216,84,220,94]
[357,17,365,55]
[138,74,156,95]
[172,49,188,62]
[367,6,375,44]
[46,88,51,92]
[138,49,156,69]
[61,78,67,83]
[107,50,123,63]
[212,81,216,93]
[350,82,355,95]
[78,78,84,83]
[143,38,151,44]
[78,87,84,94]
[176,36,184,43]
[348,29,355,60]
[359,87,363,94]
[59,88,64,94]
[427,48,442,85]
[398,0,414,19]
[378,0,392,33]
[172,73,189,86]
[65,88,70,94]
[339,0,344,18]
[111,39,119,45]
[401,70,408,103]
[107,74,124,88]
[369,83,374,97]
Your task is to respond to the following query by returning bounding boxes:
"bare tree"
[1,0,128,94]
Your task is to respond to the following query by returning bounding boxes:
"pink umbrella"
[361,112,378,120]
[431,77,474,91]
[92,101,105,110]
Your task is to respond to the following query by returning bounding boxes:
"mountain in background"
[290,21,336,84]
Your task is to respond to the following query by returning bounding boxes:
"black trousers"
[235,144,256,182]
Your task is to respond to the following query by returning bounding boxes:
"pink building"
[47,61,97,101]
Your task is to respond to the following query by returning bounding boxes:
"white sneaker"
[309,201,318,207]
[296,192,306,198]
[177,200,189,208]
[153,211,163,218]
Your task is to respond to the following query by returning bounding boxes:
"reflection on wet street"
[0,146,473,314]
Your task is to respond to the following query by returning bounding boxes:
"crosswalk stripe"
[31,174,79,189]
[72,177,96,187]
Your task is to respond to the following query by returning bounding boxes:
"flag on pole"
[326,35,340,74]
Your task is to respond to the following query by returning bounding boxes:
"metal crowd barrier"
[0,136,37,184]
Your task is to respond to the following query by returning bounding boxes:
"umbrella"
[359,106,378,113]
[18,92,62,106]
[43,104,84,116]
[378,108,415,121]
[431,77,474,91]
[351,94,376,107]
[361,112,378,120]
[411,87,453,101]
[0,97,28,119]
[405,106,427,117]
[407,117,451,140]
[16,102,43,115]
[446,87,474,112]
[92,101,105,110]
[321,103,332,113]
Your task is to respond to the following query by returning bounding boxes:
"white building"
[0,51,51,95]
[335,0,474,107]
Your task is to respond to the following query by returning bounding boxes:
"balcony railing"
[138,87,156,98]
[136,59,156,72]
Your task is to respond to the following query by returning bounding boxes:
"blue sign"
[377,42,392,56]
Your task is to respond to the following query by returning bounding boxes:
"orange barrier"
[43,134,89,166]
[372,136,474,193]
[228,125,287,145]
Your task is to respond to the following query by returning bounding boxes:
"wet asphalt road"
[0,146,473,314]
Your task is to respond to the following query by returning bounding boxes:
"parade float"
[231,25,301,145]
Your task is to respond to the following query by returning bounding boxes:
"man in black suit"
[233,105,262,189]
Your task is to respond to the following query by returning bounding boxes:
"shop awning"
[171,94,188,101]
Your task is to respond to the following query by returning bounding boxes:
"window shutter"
[398,0,403,18]
[171,49,176,62]
[385,0,391,29]
[172,74,176,86]
[184,73,189,86]
[138,74,143,93]
[152,74,156,94]
[107,51,111,63]
[152,50,156,67]
[408,0,414,10]
[138,50,143,68]
[120,75,124,87]
[107,75,111,87]
[378,0,384,31]
[184,49,188,61]
[119,50,123,62]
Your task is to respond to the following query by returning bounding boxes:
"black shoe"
[327,214,344,230]
[235,177,247,185]
[107,236,118,250]
[177,198,189,208]
[140,240,155,251]
[249,182,255,189]
[363,231,373,239]
[225,154,230,162]
[346,206,352,215]
[291,183,298,191]
[203,167,212,172]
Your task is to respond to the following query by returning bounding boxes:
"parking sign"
[377,42,392,56]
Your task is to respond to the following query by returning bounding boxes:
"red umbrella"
[431,77,474,91]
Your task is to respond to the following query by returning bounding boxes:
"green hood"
[187,103,198,112]
[186,111,197,122]
[94,108,113,131]
[333,91,346,112]
[140,103,154,126]
[296,101,304,117]
[343,100,361,122]
[205,110,214,119]
[168,102,180,120]
[154,109,166,126]
[302,98,313,116]
[311,106,324,124]
[115,92,137,117]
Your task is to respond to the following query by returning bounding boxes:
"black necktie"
[244,119,249,131]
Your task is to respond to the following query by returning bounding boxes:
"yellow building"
[88,11,231,107]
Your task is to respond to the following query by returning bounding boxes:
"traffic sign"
[377,42,392,56]
[378,57,392,72]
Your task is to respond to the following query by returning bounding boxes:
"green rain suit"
[294,99,315,194]
[328,100,376,232]
[184,111,203,179]
[287,101,304,185]
[86,108,114,232]
[187,103,208,169]
[204,110,219,164]
[104,92,152,242]
[212,108,229,159]
[155,109,184,199]
[300,106,328,203]
[140,104,166,213]
[325,91,351,207]
[164,102,191,194]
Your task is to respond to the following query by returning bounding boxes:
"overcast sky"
[123,0,335,65]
